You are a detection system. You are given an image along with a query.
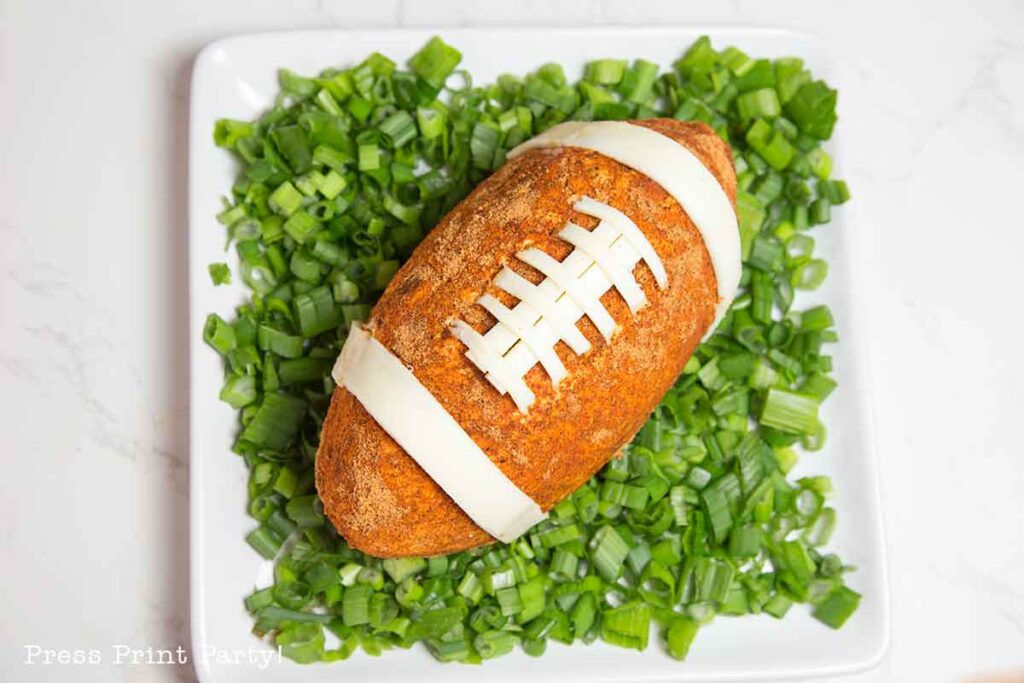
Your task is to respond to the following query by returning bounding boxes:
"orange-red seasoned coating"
[315,119,737,558]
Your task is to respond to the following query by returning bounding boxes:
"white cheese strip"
[332,323,546,541]
[516,247,617,341]
[450,320,535,413]
[477,293,568,384]
[573,196,668,289]
[510,121,741,335]
[494,267,592,355]
[559,222,647,313]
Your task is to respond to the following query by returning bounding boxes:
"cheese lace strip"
[332,323,546,542]
[451,196,667,413]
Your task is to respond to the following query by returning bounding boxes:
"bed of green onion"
[204,35,858,665]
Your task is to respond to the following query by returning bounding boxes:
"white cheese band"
[332,323,546,542]
[509,120,741,334]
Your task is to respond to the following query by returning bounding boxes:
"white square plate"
[189,27,889,683]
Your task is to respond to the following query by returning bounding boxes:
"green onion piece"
[746,119,795,170]
[785,80,838,139]
[379,110,418,148]
[764,594,793,618]
[736,190,766,257]
[791,259,828,290]
[317,170,347,200]
[806,147,833,179]
[474,630,518,659]
[590,525,630,581]
[622,59,659,103]
[538,523,581,549]
[496,587,523,617]
[517,577,546,623]
[470,122,500,170]
[256,605,332,628]
[203,314,237,354]
[737,88,781,120]
[219,375,256,409]
[803,507,837,546]
[800,373,838,401]
[408,37,462,90]
[812,585,861,628]
[271,125,313,174]
[208,262,231,285]
[283,210,319,244]
[278,69,316,98]
[285,495,324,528]
[382,557,426,583]
[570,592,598,638]
[774,57,810,104]
[522,637,546,657]
[240,393,307,450]
[416,106,447,139]
[761,388,819,434]
[294,286,343,337]
[213,119,253,148]
[312,144,352,172]
[342,584,372,626]
[257,324,305,358]
[728,525,762,557]
[279,357,333,385]
[457,572,485,604]
[701,482,733,544]
[600,602,651,651]
[412,605,466,640]
[666,618,699,660]
[246,525,284,559]
[357,143,380,171]
[338,563,362,587]
[586,59,626,84]
[245,587,275,612]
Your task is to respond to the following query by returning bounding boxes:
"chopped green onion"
[600,602,650,651]
[246,525,284,559]
[792,259,829,290]
[408,37,462,90]
[257,324,305,358]
[586,59,626,84]
[379,110,418,148]
[737,88,781,120]
[474,630,518,659]
[382,557,426,583]
[812,586,861,628]
[590,525,629,581]
[240,393,306,450]
[203,314,236,354]
[342,584,372,626]
[214,119,253,148]
[294,286,343,337]
[761,388,820,434]
[208,262,231,285]
[666,618,699,660]
[785,81,838,139]
[219,375,257,408]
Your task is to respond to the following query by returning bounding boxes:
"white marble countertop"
[2,1,1022,681]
